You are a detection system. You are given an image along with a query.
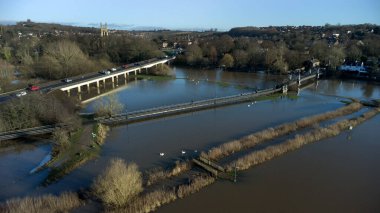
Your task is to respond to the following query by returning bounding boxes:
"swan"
[159,152,165,157]
[181,150,186,155]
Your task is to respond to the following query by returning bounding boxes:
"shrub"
[94,123,110,145]
[92,158,143,207]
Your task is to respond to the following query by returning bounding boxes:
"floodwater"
[0,67,380,213]
[81,67,285,113]
[158,113,380,213]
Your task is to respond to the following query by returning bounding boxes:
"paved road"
[0,57,172,103]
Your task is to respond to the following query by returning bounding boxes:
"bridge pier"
[298,74,301,87]
[78,86,81,93]
[67,90,70,97]
[96,81,100,88]
[87,84,90,92]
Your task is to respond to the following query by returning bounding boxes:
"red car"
[28,85,40,91]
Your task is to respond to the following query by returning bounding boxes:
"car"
[99,70,111,75]
[134,63,141,66]
[28,85,40,91]
[16,91,27,97]
[122,64,129,69]
[111,68,117,72]
[62,78,72,83]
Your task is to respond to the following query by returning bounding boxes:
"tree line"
[173,25,380,75]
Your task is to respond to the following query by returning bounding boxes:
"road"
[0,57,172,103]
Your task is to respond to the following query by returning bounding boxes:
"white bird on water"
[248,104,251,107]
[349,126,353,130]
[159,153,165,157]
[181,150,186,155]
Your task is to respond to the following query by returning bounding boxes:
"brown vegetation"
[51,128,70,155]
[147,64,172,76]
[92,158,143,208]
[177,175,216,199]
[94,123,110,145]
[203,102,362,160]
[109,189,177,213]
[95,94,125,117]
[0,91,80,132]
[0,192,82,213]
[108,174,215,213]
[146,160,191,186]
[226,107,380,171]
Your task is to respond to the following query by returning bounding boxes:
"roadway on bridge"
[0,57,173,102]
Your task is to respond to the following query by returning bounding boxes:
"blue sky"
[0,0,379,30]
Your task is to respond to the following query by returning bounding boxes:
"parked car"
[122,64,129,69]
[111,67,117,72]
[62,78,72,83]
[27,85,40,91]
[16,91,27,97]
[99,70,111,75]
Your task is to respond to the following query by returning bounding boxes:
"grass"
[92,158,143,208]
[44,123,109,185]
[203,102,362,160]
[226,107,380,172]
[0,192,82,213]
[146,160,191,186]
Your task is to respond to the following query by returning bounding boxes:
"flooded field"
[1,67,379,213]
[158,113,380,213]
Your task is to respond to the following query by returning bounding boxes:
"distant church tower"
[100,23,109,37]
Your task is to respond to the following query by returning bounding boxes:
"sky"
[0,0,379,30]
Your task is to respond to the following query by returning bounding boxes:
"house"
[162,41,168,48]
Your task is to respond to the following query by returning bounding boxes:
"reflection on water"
[309,79,380,99]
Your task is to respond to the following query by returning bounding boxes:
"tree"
[185,44,203,66]
[95,94,124,117]
[35,40,96,79]
[92,158,143,207]
[232,50,248,68]
[345,44,362,61]
[219,53,234,68]
[327,47,346,70]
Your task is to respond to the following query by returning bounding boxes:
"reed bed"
[177,175,216,198]
[0,192,82,213]
[108,189,177,213]
[146,160,191,186]
[226,107,380,171]
[107,174,215,213]
[203,102,362,160]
